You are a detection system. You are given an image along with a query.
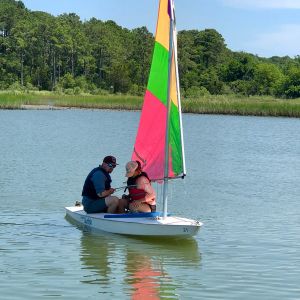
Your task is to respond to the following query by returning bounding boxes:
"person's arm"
[136,176,155,203]
[91,171,115,198]
[98,188,115,198]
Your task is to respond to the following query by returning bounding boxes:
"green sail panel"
[169,100,183,175]
[147,42,169,106]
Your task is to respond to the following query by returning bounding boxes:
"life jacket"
[127,172,150,201]
[82,167,111,199]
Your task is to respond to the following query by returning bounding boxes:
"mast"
[172,5,186,177]
[162,0,175,218]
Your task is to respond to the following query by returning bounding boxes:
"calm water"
[0,109,300,299]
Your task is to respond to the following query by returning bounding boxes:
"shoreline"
[18,104,140,112]
[1,104,294,118]
[20,104,69,110]
[0,93,300,118]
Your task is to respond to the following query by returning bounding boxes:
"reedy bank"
[0,92,299,118]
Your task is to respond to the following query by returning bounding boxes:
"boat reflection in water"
[66,216,201,298]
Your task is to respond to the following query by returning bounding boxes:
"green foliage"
[277,67,300,98]
[59,73,76,89]
[228,80,254,96]
[185,86,210,98]
[221,52,257,82]
[194,29,227,68]
[0,0,300,99]
[129,84,145,96]
[199,68,224,94]
[252,63,283,95]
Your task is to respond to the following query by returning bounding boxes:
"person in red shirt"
[123,161,156,213]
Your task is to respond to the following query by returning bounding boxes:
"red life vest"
[127,172,150,201]
[128,187,146,201]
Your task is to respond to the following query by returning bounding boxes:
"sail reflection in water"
[126,252,162,299]
[78,228,200,298]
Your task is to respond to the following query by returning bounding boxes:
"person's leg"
[129,201,151,213]
[149,205,156,212]
[83,197,107,213]
[117,197,129,213]
[105,196,119,213]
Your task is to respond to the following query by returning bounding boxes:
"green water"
[0,110,299,299]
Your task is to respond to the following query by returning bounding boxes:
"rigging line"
[151,175,185,182]
[114,184,137,191]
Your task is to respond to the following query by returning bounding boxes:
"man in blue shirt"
[81,155,120,213]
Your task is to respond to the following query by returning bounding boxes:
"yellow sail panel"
[155,0,170,50]
[170,51,178,107]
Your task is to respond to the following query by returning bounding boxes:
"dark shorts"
[82,196,108,213]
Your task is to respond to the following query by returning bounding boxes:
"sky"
[21,0,300,58]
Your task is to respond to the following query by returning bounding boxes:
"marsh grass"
[183,95,300,118]
[55,94,143,110]
[0,92,143,110]
[1,91,300,117]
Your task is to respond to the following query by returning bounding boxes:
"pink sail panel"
[132,91,168,180]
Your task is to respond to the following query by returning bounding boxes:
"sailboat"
[65,0,202,237]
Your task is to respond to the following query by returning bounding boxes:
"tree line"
[1,0,300,98]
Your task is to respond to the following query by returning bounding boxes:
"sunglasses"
[108,163,116,168]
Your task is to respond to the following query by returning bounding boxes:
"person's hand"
[99,188,115,198]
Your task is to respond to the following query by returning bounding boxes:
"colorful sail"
[132,0,185,181]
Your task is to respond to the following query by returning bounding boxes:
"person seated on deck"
[81,155,121,214]
[122,160,156,213]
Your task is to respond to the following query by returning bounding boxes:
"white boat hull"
[65,206,202,237]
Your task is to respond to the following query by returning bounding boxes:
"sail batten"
[132,0,184,182]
